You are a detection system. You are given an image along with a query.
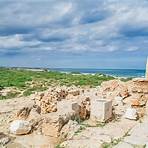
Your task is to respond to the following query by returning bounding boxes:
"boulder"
[123,94,147,107]
[60,120,81,140]
[10,120,32,135]
[124,108,138,120]
[41,112,71,137]
[131,99,140,106]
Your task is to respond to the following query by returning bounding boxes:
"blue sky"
[0,0,148,69]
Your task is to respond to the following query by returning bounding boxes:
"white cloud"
[0,0,148,54]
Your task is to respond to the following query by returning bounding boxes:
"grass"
[0,68,115,99]
[0,91,20,100]
[55,144,65,148]
[0,68,114,88]
[102,128,132,148]
[74,126,86,135]
[23,86,47,96]
[102,138,122,148]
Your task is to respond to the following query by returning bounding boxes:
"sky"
[0,0,148,69]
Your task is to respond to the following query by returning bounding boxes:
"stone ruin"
[12,76,148,135]
[8,58,148,147]
[13,86,91,138]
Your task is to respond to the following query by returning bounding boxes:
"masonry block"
[90,99,112,122]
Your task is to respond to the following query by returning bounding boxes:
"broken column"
[90,99,112,122]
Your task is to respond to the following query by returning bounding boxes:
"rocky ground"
[0,79,148,148]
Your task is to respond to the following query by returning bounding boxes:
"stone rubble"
[6,78,148,147]
[60,120,81,140]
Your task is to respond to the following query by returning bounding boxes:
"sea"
[48,68,145,78]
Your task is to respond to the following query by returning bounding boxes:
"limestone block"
[57,100,80,116]
[90,99,112,122]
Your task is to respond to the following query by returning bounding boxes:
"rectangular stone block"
[57,100,80,115]
[90,99,112,122]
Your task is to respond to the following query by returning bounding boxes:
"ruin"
[90,99,112,122]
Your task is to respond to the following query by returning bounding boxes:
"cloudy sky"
[0,0,148,69]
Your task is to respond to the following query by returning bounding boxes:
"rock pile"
[125,78,148,107]
[100,80,129,100]
[100,79,148,118]
[8,78,148,147]
[34,86,82,114]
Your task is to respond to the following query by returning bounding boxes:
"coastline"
[0,67,145,78]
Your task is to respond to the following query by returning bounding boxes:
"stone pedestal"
[90,99,112,122]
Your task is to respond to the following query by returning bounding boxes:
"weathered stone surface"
[10,120,32,135]
[124,94,147,107]
[124,108,137,120]
[34,91,57,114]
[2,79,148,147]
[124,118,148,145]
[41,112,71,137]
[127,79,148,95]
[79,96,90,120]
[68,89,80,96]
[60,120,81,140]
[60,139,102,148]
[34,87,83,114]
[14,134,55,148]
[16,107,32,120]
[114,142,133,148]
[57,99,80,117]
[90,99,112,122]
[114,96,124,106]
[0,133,10,146]
[101,80,129,99]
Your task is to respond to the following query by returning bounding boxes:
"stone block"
[90,99,112,122]
[57,100,80,116]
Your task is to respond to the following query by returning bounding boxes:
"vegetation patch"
[74,126,86,135]
[0,68,115,99]
[0,91,20,100]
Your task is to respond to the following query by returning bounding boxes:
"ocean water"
[49,68,145,78]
